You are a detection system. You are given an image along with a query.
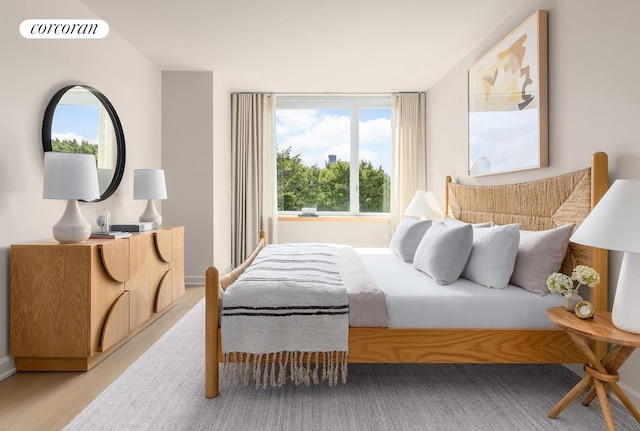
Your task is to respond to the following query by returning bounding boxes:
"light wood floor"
[0,285,205,431]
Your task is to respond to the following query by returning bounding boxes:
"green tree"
[317,160,350,211]
[277,147,313,211]
[359,160,390,213]
[277,147,390,213]
[52,138,99,162]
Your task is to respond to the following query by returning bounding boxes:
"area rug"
[64,299,638,431]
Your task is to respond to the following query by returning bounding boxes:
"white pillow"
[461,223,520,289]
[510,223,575,295]
[389,218,432,262]
[413,222,473,285]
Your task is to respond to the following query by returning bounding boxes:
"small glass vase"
[564,292,583,311]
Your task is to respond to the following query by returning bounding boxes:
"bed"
[205,152,609,398]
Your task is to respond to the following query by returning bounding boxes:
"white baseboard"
[0,355,16,382]
[619,381,640,407]
[185,275,204,286]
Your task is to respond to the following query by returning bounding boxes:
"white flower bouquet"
[546,265,601,296]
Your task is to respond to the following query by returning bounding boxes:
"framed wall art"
[468,9,548,176]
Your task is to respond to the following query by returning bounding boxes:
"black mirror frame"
[42,85,126,202]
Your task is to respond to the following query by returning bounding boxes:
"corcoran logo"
[20,19,109,39]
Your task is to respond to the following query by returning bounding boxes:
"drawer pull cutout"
[99,239,130,282]
[100,291,130,352]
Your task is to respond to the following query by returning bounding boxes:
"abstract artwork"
[468,10,548,176]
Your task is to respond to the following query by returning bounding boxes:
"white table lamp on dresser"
[134,168,167,226]
[43,152,100,243]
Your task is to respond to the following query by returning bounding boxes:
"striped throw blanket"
[221,243,349,388]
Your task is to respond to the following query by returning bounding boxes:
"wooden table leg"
[609,383,640,423]
[582,386,597,406]
[548,375,593,419]
[594,380,616,431]
[566,332,609,374]
[599,346,640,423]
[549,332,600,418]
[550,332,626,430]
[584,364,623,431]
[583,345,635,407]
[548,316,640,430]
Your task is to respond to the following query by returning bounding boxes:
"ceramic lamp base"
[52,199,92,243]
[612,251,640,334]
[139,199,162,226]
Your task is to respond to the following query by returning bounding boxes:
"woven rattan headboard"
[444,152,609,311]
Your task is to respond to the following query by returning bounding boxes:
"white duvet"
[356,248,564,329]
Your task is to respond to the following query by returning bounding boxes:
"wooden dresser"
[10,226,185,371]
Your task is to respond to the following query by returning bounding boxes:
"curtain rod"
[275,92,425,97]
[274,92,392,97]
[231,91,424,96]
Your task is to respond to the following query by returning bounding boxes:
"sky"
[52,105,394,173]
[276,108,392,174]
[51,104,99,143]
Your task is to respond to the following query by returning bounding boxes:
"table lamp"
[404,190,443,219]
[43,152,100,243]
[134,169,167,226]
[570,179,640,333]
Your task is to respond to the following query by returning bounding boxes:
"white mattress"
[355,248,564,329]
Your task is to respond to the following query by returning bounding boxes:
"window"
[276,96,391,215]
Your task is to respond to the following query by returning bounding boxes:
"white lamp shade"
[404,191,442,218]
[571,179,640,333]
[570,179,640,253]
[134,169,167,200]
[43,152,100,200]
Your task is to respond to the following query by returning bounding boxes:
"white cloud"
[276,108,391,172]
[360,117,391,145]
[311,114,350,139]
[276,109,318,135]
[277,111,350,166]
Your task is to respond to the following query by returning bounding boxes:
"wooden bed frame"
[205,152,609,398]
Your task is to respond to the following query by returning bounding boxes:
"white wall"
[161,71,233,282]
[162,71,231,284]
[0,0,161,379]
[278,220,391,247]
[162,71,214,283]
[212,74,233,275]
[426,0,640,405]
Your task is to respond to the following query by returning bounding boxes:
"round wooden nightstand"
[546,306,640,430]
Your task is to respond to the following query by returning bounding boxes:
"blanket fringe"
[223,351,348,389]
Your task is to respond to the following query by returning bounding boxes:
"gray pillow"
[389,218,432,262]
[461,223,521,289]
[442,217,494,228]
[413,222,473,285]
[509,223,575,295]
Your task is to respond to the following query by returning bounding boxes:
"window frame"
[275,95,392,217]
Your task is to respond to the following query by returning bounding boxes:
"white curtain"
[390,92,427,231]
[97,104,116,169]
[231,93,276,266]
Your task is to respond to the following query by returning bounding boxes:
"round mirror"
[42,85,126,202]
